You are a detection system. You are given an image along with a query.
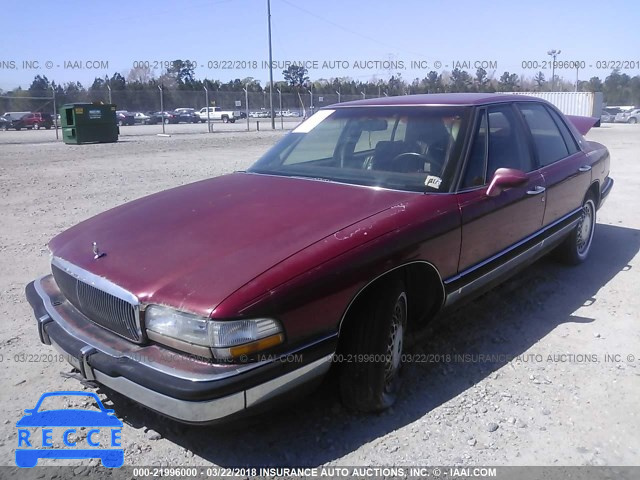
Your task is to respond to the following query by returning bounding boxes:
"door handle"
[526,185,546,195]
[578,165,592,172]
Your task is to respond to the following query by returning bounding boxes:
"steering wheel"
[391,152,444,174]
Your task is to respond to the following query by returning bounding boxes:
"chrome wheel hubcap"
[577,202,594,255]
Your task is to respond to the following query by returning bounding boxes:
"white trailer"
[506,92,603,119]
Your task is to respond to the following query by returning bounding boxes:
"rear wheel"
[33,123,40,130]
[222,116,229,123]
[629,117,637,124]
[556,195,596,265]
[339,277,407,412]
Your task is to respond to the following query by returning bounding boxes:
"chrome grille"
[51,263,142,343]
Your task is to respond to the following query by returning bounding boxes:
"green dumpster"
[60,103,118,144]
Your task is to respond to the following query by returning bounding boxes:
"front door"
[456,104,547,272]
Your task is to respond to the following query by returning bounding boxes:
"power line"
[277,0,428,59]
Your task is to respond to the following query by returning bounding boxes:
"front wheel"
[221,116,229,123]
[629,117,637,124]
[556,196,596,265]
[339,277,407,412]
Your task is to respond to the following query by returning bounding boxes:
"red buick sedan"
[26,94,613,423]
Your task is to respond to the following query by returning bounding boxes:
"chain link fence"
[103,89,369,116]
[1,88,383,139]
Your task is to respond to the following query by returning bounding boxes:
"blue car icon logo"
[16,391,123,468]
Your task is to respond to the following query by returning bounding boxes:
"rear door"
[516,102,591,226]
[456,104,546,271]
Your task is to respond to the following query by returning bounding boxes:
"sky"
[1,0,639,90]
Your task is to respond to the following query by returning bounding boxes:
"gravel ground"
[0,123,638,468]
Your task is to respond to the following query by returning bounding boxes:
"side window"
[486,105,533,177]
[461,110,488,188]
[517,103,570,166]
[546,106,579,155]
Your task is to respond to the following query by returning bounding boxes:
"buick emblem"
[92,241,106,260]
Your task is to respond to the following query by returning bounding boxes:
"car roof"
[329,93,547,108]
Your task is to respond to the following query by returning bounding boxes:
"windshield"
[248,106,470,192]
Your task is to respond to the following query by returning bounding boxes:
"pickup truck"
[196,107,240,123]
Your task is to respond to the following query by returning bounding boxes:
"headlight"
[145,305,284,360]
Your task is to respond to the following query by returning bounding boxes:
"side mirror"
[486,168,528,197]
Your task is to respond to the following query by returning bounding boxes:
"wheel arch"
[336,261,445,350]
[587,180,600,208]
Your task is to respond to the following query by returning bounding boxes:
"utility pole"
[547,49,561,91]
[267,0,275,129]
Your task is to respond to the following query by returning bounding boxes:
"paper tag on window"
[425,175,442,189]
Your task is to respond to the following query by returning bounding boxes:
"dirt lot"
[0,123,638,468]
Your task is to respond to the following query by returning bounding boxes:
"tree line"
[2,61,639,113]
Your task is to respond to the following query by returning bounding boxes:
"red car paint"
[46,94,611,354]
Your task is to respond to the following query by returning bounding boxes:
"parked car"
[172,108,199,124]
[600,111,616,123]
[1,111,30,130]
[196,106,240,123]
[614,108,640,124]
[153,111,179,124]
[143,112,163,125]
[14,112,54,130]
[133,112,151,125]
[26,93,612,424]
[115,111,135,126]
[0,115,11,130]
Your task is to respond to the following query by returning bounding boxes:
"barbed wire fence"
[1,87,380,139]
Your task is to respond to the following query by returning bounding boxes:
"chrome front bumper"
[27,274,334,424]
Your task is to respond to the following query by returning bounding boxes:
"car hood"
[49,173,415,316]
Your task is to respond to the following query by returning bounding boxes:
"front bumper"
[26,275,335,424]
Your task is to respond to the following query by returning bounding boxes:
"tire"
[222,116,229,123]
[33,123,40,130]
[230,119,236,123]
[164,119,170,124]
[556,195,597,265]
[629,117,637,124]
[339,276,407,412]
